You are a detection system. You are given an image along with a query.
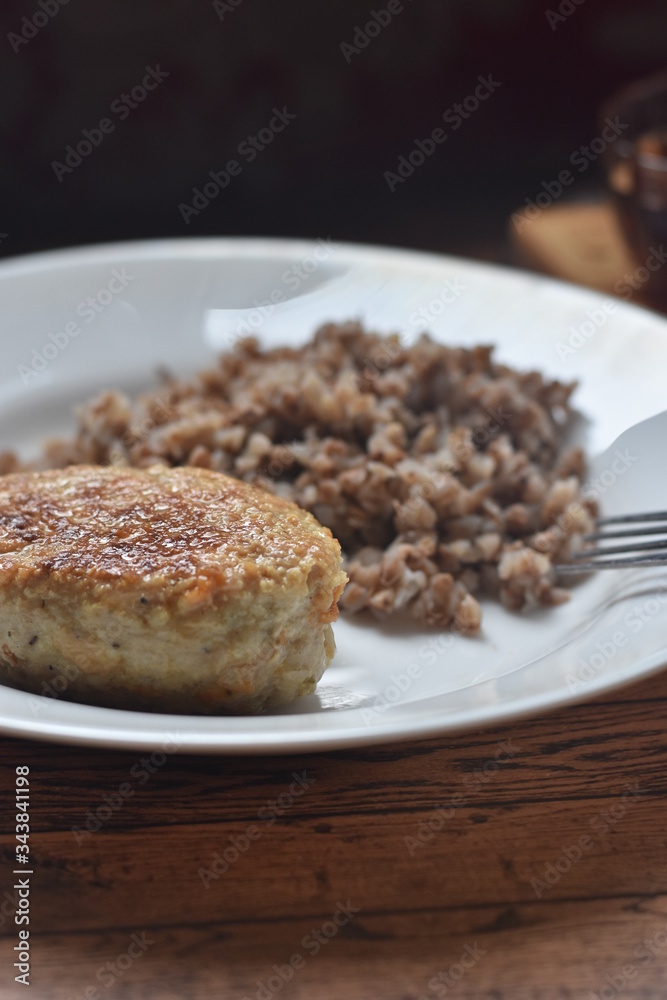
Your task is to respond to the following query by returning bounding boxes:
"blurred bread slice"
[510,201,640,298]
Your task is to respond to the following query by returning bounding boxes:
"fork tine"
[557,552,667,573]
[595,510,667,527]
[573,537,667,559]
[557,510,667,572]
[586,523,667,541]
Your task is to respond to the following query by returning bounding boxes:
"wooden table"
[2,665,667,1000]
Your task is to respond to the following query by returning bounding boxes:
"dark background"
[1,0,665,263]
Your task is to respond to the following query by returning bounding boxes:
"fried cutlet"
[0,465,347,713]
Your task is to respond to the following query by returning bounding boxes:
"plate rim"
[0,233,663,322]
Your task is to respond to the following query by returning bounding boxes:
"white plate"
[1,237,667,754]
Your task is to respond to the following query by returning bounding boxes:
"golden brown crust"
[0,465,345,616]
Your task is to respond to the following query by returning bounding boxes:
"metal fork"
[557,512,667,573]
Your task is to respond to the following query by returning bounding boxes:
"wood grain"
[2,668,667,998]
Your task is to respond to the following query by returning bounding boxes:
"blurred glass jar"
[601,69,667,307]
